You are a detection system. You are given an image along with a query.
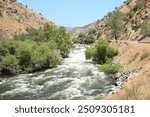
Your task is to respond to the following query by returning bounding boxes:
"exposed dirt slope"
[0,0,51,39]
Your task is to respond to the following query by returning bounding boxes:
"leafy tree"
[42,23,55,42]
[85,39,118,64]
[56,26,72,55]
[106,10,125,40]
[85,34,95,44]
[0,23,72,75]
[32,44,52,64]
[16,40,36,71]
[107,47,118,58]
[133,0,142,12]
[85,46,96,60]
[96,39,109,63]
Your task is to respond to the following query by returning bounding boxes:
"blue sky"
[17,0,125,27]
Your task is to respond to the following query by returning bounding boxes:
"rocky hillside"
[0,0,50,39]
[70,22,96,39]
[71,0,150,41]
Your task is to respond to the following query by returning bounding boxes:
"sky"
[17,0,125,27]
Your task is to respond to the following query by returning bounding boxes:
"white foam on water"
[0,44,114,100]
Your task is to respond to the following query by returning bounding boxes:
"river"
[0,45,115,100]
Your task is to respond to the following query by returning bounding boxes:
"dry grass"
[0,2,50,39]
[139,49,150,60]
[105,42,150,100]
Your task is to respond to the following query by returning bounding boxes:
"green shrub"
[85,46,96,60]
[0,41,9,56]
[141,21,150,37]
[2,54,18,66]
[1,54,19,75]
[106,10,125,39]
[0,23,72,75]
[32,44,52,64]
[50,51,61,68]
[99,64,119,74]
[16,40,37,72]
[85,39,118,64]
[133,0,142,12]
[96,39,109,63]
[88,29,96,35]
[85,34,95,44]
[107,47,118,58]
[127,11,134,19]
[75,32,95,44]
[105,58,112,64]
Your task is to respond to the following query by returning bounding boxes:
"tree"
[141,21,150,37]
[16,40,36,71]
[106,10,125,40]
[85,39,118,64]
[96,39,109,63]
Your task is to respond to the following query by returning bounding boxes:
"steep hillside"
[71,0,150,42]
[0,0,50,39]
[106,41,150,99]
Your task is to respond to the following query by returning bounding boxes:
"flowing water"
[0,45,115,100]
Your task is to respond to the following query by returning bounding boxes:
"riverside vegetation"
[0,23,72,75]
[85,39,119,76]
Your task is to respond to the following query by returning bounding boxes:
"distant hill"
[0,0,51,39]
[70,22,96,39]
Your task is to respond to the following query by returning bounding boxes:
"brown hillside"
[105,41,150,99]
[0,0,51,39]
[71,0,150,42]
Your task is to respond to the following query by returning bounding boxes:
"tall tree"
[106,10,125,40]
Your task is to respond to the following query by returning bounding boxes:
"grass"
[125,85,139,100]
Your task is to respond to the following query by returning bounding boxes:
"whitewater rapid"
[0,45,114,100]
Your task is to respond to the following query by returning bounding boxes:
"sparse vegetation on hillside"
[133,0,142,12]
[141,21,150,37]
[0,23,72,75]
[0,30,9,41]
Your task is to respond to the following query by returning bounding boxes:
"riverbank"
[105,41,150,99]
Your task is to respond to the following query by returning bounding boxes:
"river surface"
[0,45,115,100]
